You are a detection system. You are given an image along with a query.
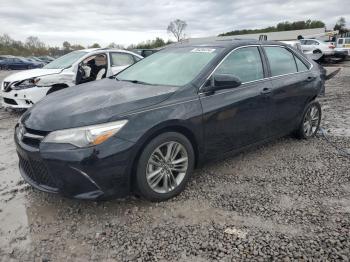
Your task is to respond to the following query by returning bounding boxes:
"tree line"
[219,20,326,37]
[0,35,173,57]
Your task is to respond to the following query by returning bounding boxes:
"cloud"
[0,0,348,47]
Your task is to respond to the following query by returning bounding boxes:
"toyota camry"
[15,40,324,201]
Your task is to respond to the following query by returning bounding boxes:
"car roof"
[166,39,289,50]
[77,48,143,57]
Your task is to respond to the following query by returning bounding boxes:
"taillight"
[328,45,335,49]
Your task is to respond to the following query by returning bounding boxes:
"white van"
[335,37,350,56]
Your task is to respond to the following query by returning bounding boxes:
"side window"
[299,40,306,45]
[110,53,134,67]
[264,47,297,76]
[305,40,314,45]
[338,39,344,45]
[215,47,264,83]
[294,56,309,72]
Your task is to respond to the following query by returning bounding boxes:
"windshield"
[44,51,87,69]
[117,47,222,86]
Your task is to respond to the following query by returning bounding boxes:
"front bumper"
[1,86,50,109]
[15,125,136,200]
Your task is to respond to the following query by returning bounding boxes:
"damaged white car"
[1,48,143,109]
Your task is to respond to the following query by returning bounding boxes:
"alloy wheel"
[146,141,188,194]
[303,104,320,137]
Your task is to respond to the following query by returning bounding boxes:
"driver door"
[200,46,273,155]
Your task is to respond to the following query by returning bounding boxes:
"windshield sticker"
[191,48,216,53]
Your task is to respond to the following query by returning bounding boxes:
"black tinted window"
[264,47,297,76]
[215,47,264,83]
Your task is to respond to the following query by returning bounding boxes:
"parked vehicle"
[19,57,45,68]
[37,56,55,63]
[299,39,335,61]
[28,56,47,64]
[0,57,42,70]
[280,41,303,52]
[15,40,324,201]
[1,48,143,108]
[0,55,15,61]
[132,49,160,57]
[334,37,350,56]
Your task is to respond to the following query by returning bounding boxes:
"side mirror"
[213,74,242,89]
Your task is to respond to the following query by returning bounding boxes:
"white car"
[299,39,335,61]
[280,41,303,52]
[1,48,143,109]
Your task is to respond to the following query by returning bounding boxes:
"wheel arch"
[46,83,69,95]
[129,121,200,188]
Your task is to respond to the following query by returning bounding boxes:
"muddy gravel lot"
[0,64,350,261]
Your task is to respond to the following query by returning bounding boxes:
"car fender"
[36,70,75,88]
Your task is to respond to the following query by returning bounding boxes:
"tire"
[135,132,195,202]
[295,101,321,139]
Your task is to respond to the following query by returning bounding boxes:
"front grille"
[18,153,57,189]
[3,97,17,105]
[18,126,48,148]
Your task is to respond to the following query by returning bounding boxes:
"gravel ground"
[0,64,350,261]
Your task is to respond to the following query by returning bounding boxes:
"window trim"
[262,45,312,78]
[211,45,266,84]
[263,45,298,77]
[199,44,313,94]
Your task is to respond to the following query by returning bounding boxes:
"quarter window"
[110,53,135,67]
[294,56,308,72]
[215,47,264,83]
[264,47,297,76]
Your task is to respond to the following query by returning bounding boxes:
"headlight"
[43,120,128,147]
[12,78,40,90]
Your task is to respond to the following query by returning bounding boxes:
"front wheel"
[135,132,195,202]
[296,101,321,139]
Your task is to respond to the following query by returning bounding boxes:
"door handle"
[261,87,272,95]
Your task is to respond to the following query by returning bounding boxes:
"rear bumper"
[15,125,136,200]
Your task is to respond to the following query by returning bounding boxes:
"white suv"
[1,48,143,109]
[299,39,335,61]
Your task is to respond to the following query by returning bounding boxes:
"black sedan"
[15,40,324,201]
[0,57,42,70]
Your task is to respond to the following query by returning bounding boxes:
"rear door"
[262,46,315,137]
[109,52,137,75]
[200,46,273,155]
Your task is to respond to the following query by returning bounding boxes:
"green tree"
[89,43,101,48]
[334,17,347,34]
[219,20,326,37]
[62,41,71,51]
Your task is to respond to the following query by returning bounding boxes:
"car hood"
[3,68,63,83]
[22,78,179,131]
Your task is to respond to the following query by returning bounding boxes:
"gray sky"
[0,0,348,47]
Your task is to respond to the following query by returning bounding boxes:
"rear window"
[264,47,297,76]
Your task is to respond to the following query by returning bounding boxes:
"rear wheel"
[296,101,321,139]
[135,132,195,202]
